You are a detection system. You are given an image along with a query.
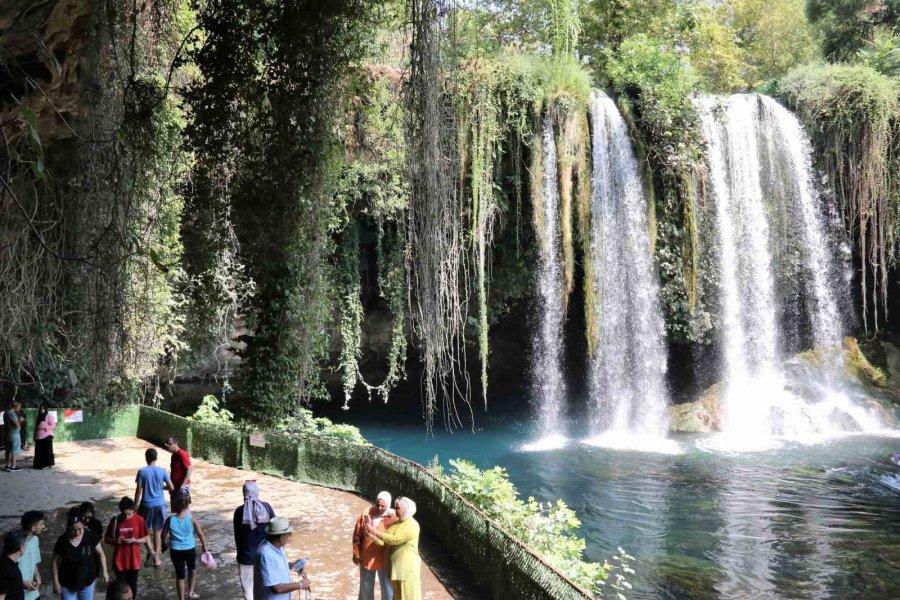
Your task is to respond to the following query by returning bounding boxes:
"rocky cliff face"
[1,0,92,141]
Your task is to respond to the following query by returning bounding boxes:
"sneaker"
[8,467,21,472]
[153,556,162,567]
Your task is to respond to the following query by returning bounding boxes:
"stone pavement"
[0,437,483,599]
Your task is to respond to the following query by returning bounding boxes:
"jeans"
[358,566,393,600]
[61,582,95,600]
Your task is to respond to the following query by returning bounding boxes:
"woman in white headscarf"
[233,481,275,600]
[365,496,421,600]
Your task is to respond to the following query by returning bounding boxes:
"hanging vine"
[406,0,472,430]
[336,220,363,407]
[0,0,194,404]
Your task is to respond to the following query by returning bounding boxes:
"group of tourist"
[2,402,56,472]
[0,434,200,600]
[0,427,424,600]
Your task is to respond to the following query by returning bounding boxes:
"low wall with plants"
[6,406,141,443]
[137,406,594,600]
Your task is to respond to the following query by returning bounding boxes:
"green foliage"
[458,0,581,57]
[332,70,408,405]
[858,28,900,77]
[188,394,235,426]
[0,0,193,404]
[688,0,819,91]
[605,34,697,116]
[807,0,900,61]
[580,0,695,75]
[435,458,632,596]
[272,408,368,444]
[728,0,820,87]
[187,0,389,422]
[336,220,363,406]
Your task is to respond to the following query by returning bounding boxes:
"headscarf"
[376,491,392,509]
[397,497,417,521]
[241,481,271,530]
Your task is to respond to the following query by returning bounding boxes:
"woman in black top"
[52,514,109,600]
[78,503,104,541]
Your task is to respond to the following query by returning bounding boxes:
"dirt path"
[0,438,482,600]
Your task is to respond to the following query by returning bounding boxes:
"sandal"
[188,593,200,599]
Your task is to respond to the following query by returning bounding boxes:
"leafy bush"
[604,34,700,170]
[187,394,235,426]
[858,29,900,78]
[433,458,633,597]
[272,408,368,445]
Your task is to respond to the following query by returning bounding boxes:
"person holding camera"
[365,497,421,600]
[352,491,397,600]
[253,517,310,600]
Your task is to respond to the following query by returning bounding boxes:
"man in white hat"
[253,516,310,600]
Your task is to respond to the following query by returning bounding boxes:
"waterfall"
[586,90,670,444]
[528,114,567,447]
[759,96,843,359]
[698,94,882,443]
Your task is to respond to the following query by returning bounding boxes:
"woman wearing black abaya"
[33,403,56,469]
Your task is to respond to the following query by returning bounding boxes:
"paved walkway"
[0,438,481,599]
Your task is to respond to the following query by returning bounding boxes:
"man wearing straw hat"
[253,517,310,600]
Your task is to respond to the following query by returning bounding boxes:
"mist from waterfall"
[527,114,567,449]
[584,90,671,448]
[698,94,882,445]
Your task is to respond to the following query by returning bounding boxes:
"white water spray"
[528,114,568,449]
[585,90,671,446]
[698,94,883,446]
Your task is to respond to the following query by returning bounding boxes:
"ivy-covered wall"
[14,405,141,443]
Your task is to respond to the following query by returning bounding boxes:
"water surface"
[348,412,900,599]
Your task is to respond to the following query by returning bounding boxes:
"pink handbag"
[200,551,217,571]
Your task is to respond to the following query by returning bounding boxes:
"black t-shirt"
[84,519,104,541]
[0,555,25,600]
[53,533,98,590]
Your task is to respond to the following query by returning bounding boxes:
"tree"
[807,0,900,61]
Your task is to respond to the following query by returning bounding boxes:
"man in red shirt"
[164,436,193,505]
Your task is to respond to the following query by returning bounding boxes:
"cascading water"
[759,96,843,359]
[585,90,671,446]
[527,114,567,449]
[698,94,882,444]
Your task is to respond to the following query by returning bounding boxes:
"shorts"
[170,548,196,580]
[4,434,21,456]
[140,504,167,530]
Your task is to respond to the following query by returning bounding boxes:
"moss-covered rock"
[669,383,722,433]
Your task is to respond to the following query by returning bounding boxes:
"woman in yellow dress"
[365,496,421,600]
